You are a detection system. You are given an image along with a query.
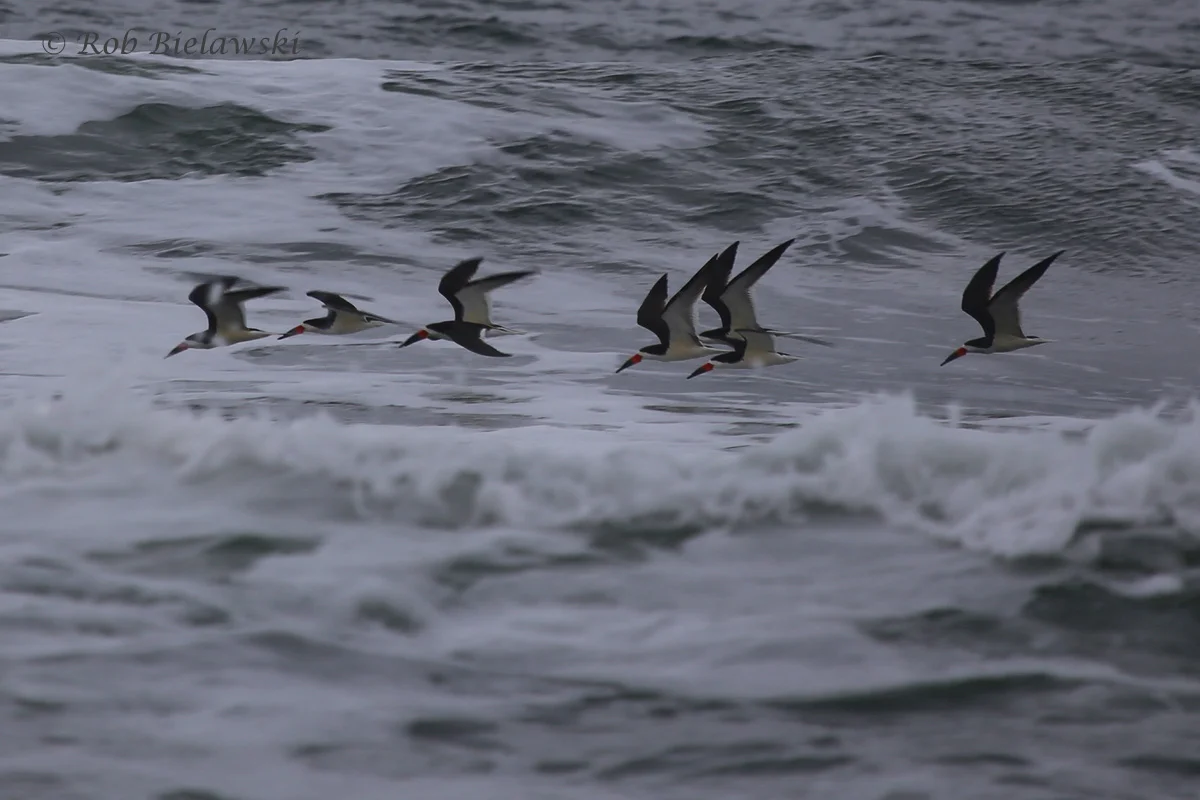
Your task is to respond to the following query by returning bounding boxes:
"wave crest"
[3,389,1200,558]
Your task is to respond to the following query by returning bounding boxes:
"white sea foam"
[3,18,1200,800]
[0,46,1193,573]
[2,385,1197,558]
[1133,148,1200,203]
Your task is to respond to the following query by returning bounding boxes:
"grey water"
[0,1,1199,799]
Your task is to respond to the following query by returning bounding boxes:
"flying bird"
[941,250,1064,366]
[399,257,535,357]
[166,276,286,358]
[687,328,799,378]
[279,290,398,339]
[615,253,725,374]
[699,237,833,349]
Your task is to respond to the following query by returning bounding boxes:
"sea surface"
[1,1,1199,799]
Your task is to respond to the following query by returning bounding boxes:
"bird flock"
[166,238,1064,377]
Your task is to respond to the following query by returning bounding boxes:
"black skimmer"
[940,249,1064,366]
[687,328,798,378]
[615,254,725,374]
[399,257,535,357]
[166,276,286,358]
[278,290,398,339]
[700,237,834,349]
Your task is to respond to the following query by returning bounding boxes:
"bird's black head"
[401,320,457,348]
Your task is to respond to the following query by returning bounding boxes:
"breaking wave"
[3,386,1199,559]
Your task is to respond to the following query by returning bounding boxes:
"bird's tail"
[485,324,525,337]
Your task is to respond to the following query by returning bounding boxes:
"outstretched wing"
[635,273,671,348]
[187,276,245,333]
[700,242,740,331]
[186,278,230,333]
[447,321,512,357]
[458,270,537,326]
[217,285,286,332]
[307,290,361,314]
[988,250,1063,339]
[960,252,1003,341]
[720,238,795,332]
[438,258,484,320]
[662,256,721,347]
[307,290,398,324]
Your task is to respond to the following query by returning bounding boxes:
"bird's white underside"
[643,342,723,362]
[967,335,1050,354]
[326,315,385,335]
[714,352,799,369]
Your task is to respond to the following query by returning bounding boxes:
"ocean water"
[1,2,1200,798]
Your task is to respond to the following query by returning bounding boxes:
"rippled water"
[1,2,1199,799]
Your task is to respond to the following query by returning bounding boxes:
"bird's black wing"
[988,249,1064,339]
[307,290,361,313]
[186,277,238,333]
[463,270,537,295]
[960,252,1003,341]
[635,274,671,348]
[445,321,512,357]
[700,242,740,331]
[437,258,483,320]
